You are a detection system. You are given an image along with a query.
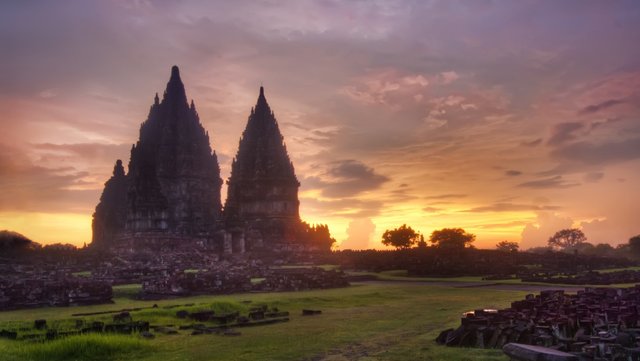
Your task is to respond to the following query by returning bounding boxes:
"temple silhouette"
[92,66,309,254]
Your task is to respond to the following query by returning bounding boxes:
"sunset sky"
[1,1,639,249]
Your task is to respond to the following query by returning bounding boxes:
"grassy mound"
[5,334,152,361]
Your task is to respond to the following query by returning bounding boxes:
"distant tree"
[527,246,552,254]
[429,228,475,249]
[416,234,428,248]
[42,243,77,252]
[495,240,519,252]
[381,224,420,249]
[573,242,595,254]
[0,230,40,252]
[547,228,586,250]
[593,243,615,257]
[300,222,336,250]
[628,235,640,257]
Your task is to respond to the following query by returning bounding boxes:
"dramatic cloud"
[552,138,640,165]
[464,203,560,213]
[547,122,585,146]
[0,143,98,213]
[521,213,574,249]
[583,172,604,183]
[517,176,579,189]
[505,170,522,177]
[578,99,624,115]
[309,160,390,198]
[521,138,543,147]
[1,1,640,247]
[341,218,376,250]
[424,194,468,201]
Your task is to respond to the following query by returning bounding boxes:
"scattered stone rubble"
[0,277,112,310]
[0,303,292,342]
[436,286,640,360]
[140,269,253,299]
[139,266,349,299]
[520,270,640,285]
[260,268,349,292]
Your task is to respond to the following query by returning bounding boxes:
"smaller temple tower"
[91,160,128,248]
[224,86,301,253]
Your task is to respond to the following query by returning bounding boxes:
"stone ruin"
[92,66,318,255]
[138,266,349,299]
[259,267,350,292]
[520,270,640,285]
[140,269,253,299]
[0,277,112,311]
[92,66,223,249]
[223,86,301,250]
[437,286,640,360]
[0,302,293,342]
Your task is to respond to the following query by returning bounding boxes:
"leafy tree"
[628,235,640,257]
[592,243,615,257]
[416,234,428,248]
[547,228,586,250]
[527,246,552,254]
[495,240,519,252]
[0,230,40,252]
[300,223,336,250]
[429,228,475,249]
[381,224,421,249]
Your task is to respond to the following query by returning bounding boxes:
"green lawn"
[0,282,527,361]
[347,269,640,288]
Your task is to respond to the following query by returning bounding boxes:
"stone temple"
[92,66,311,254]
[224,86,301,253]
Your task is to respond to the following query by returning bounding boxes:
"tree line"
[379,225,640,259]
[381,225,475,250]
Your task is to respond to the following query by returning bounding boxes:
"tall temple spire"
[224,85,301,247]
[162,65,187,105]
[92,65,223,245]
[254,85,271,115]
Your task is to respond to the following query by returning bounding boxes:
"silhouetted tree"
[416,234,427,248]
[429,228,475,249]
[593,243,616,257]
[381,224,420,249]
[496,240,519,252]
[300,222,336,250]
[628,235,640,257]
[0,230,40,252]
[547,228,586,250]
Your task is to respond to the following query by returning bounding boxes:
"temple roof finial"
[162,65,187,104]
[170,65,180,81]
[255,85,269,113]
[113,159,125,177]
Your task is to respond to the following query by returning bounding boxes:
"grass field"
[0,281,529,361]
[348,269,640,288]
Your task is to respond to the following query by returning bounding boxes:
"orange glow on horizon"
[0,212,91,246]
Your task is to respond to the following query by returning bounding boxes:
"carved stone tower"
[91,66,223,248]
[126,66,223,236]
[91,160,128,248]
[224,87,301,252]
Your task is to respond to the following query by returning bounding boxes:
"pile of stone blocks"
[140,269,252,299]
[257,267,349,292]
[436,286,640,360]
[0,277,112,310]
